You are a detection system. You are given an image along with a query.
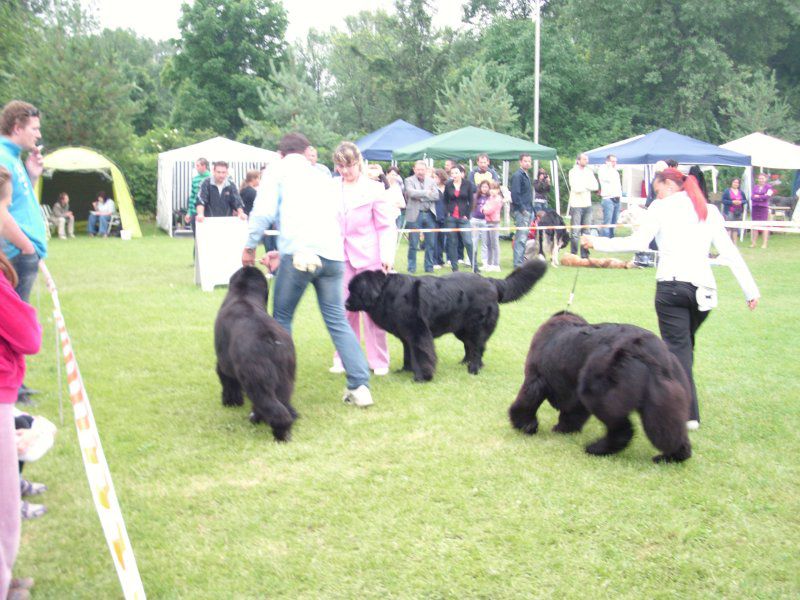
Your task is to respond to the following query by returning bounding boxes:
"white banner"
[194,217,249,291]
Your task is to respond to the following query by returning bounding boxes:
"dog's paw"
[248,411,262,424]
[413,372,434,383]
[519,420,539,435]
[585,439,615,455]
[552,422,580,434]
[467,363,481,375]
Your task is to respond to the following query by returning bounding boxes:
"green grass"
[17,223,800,598]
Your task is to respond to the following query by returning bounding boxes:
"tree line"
[1,0,798,213]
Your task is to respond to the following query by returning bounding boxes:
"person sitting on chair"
[87,191,115,238]
[50,192,74,239]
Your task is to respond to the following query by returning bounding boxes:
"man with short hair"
[598,154,622,238]
[404,160,439,273]
[469,154,500,191]
[568,152,599,258]
[186,157,210,232]
[510,153,534,267]
[242,132,373,408]
[305,146,331,177]
[51,192,75,239]
[196,161,245,221]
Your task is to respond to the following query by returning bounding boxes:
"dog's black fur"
[214,267,297,441]
[536,209,570,266]
[345,260,547,381]
[509,312,692,463]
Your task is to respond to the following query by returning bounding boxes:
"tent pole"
[553,159,561,215]
[533,0,541,147]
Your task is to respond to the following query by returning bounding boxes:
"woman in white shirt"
[582,168,759,430]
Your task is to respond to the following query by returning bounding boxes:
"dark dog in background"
[525,209,569,266]
[214,267,297,441]
[345,260,547,382]
[509,312,692,463]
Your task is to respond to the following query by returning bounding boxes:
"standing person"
[598,154,622,238]
[240,169,275,253]
[403,160,439,273]
[305,146,332,177]
[568,152,599,258]
[533,167,550,214]
[196,161,246,221]
[186,158,210,234]
[468,153,500,190]
[50,192,75,239]
[433,168,448,269]
[328,142,396,376]
[470,180,491,270]
[87,191,115,237]
[242,133,373,408]
[443,165,474,272]
[0,101,47,406]
[721,178,748,243]
[482,181,504,271]
[750,173,774,248]
[386,166,406,229]
[0,165,42,600]
[510,154,534,268]
[582,168,759,430]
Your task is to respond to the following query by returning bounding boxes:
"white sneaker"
[432,264,442,270]
[686,420,700,431]
[328,364,345,374]
[373,367,389,376]
[342,385,374,408]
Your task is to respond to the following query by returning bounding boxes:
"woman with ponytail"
[582,168,759,430]
[0,165,41,599]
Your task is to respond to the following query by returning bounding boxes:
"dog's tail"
[492,259,547,303]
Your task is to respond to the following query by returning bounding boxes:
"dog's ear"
[230,267,269,304]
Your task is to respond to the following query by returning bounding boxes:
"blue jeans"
[601,198,620,238]
[10,252,40,303]
[407,211,437,273]
[445,216,474,271]
[434,220,447,265]
[88,213,111,236]
[569,206,592,258]
[512,209,531,268]
[272,255,370,390]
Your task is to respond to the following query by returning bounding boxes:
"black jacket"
[197,178,243,217]
[443,179,474,219]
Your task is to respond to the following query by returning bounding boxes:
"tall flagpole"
[533,0,540,147]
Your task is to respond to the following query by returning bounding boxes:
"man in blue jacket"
[510,153,533,267]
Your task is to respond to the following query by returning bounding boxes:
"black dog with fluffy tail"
[345,260,547,382]
[509,312,692,463]
[214,267,297,441]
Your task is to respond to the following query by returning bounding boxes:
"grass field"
[16,223,800,598]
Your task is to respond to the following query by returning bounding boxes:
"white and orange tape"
[38,262,146,600]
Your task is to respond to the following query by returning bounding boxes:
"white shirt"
[568,165,599,208]
[598,164,622,198]
[248,154,344,260]
[592,191,759,302]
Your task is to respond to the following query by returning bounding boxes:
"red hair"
[656,168,708,221]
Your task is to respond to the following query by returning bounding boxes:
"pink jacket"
[0,273,42,404]
[482,195,503,222]
[340,176,397,269]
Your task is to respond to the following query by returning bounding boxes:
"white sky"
[83,0,466,42]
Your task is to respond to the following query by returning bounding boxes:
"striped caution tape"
[38,262,146,600]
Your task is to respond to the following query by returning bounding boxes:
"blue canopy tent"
[355,119,433,161]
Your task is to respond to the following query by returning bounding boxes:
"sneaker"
[686,420,700,431]
[7,588,30,600]
[328,363,345,374]
[21,501,46,520]
[20,479,47,497]
[15,393,36,407]
[342,385,374,408]
[432,264,442,270]
[373,367,389,376]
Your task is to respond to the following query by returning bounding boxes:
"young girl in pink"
[481,182,504,271]
[0,165,42,599]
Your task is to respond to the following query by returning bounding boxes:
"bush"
[117,153,158,216]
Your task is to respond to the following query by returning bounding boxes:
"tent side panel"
[109,164,142,238]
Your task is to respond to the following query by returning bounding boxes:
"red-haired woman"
[582,168,759,430]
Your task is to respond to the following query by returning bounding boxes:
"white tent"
[156,137,279,235]
[721,132,800,170]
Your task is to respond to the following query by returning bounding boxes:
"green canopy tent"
[393,126,562,212]
[35,146,142,238]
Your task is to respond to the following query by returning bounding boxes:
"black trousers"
[655,281,709,421]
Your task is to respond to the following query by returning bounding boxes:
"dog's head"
[228,266,269,305]
[346,270,387,312]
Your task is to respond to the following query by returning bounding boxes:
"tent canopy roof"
[157,136,278,163]
[393,126,557,161]
[355,119,434,161]
[720,132,800,170]
[42,146,117,172]
[586,128,750,167]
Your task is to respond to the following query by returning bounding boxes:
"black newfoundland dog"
[214,267,297,441]
[345,260,547,382]
[509,312,692,463]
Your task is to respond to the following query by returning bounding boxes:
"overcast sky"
[83,0,467,42]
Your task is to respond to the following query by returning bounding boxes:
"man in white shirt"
[305,146,332,177]
[242,133,373,408]
[567,152,599,258]
[598,154,622,238]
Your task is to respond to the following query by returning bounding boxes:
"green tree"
[433,64,521,135]
[167,0,288,136]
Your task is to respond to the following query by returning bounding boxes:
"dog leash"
[565,267,580,311]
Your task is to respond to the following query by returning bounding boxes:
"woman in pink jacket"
[0,165,42,599]
[329,142,397,376]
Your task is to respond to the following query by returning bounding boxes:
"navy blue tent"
[355,119,433,161]
[586,128,750,167]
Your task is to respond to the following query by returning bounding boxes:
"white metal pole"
[533,0,541,175]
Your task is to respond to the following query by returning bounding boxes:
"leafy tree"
[166,0,288,136]
[433,64,521,134]
[461,0,533,24]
